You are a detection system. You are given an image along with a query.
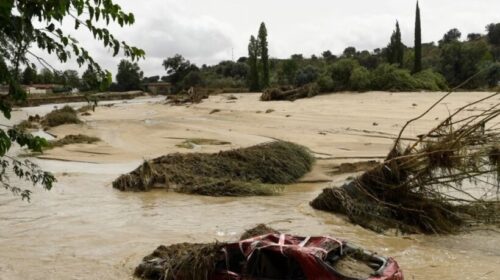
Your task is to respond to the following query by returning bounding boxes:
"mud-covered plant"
[113,141,314,197]
[312,85,500,234]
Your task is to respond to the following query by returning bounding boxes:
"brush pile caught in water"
[261,84,319,101]
[134,225,280,280]
[311,91,500,234]
[113,141,314,196]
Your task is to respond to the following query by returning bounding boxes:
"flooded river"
[0,93,499,279]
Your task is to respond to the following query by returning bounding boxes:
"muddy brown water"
[0,97,499,279]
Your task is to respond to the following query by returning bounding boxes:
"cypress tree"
[387,21,404,67]
[258,22,270,88]
[395,21,404,67]
[414,1,422,73]
[248,35,260,91]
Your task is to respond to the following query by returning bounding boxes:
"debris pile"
[261,84,319,101]
[166,88,209,105]
[113,141,314,196]
[311,92,500,233]
[16,106,83,131]
[47,134,100,149]
[134,225,403,280]
[135,243,224,280]
[41,106,82,127]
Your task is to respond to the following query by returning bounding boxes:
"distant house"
[144,82,172,95]
[24,84,59,95]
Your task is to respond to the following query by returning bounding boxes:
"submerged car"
[212,233,404,280]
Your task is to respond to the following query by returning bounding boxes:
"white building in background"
[23,84,58,95]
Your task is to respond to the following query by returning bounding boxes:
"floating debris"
[113,141,314,196]
[261,84,319,101]
[311,92,500,234]
[135,225,403,280]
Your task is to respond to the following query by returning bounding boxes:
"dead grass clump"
[311,91,500,234]
[113,141,314,196]
[240,224,279,240]
[134,243,225,280]
[42,106,81,127]
[47,134,100,149]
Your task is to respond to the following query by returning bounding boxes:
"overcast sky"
[34,0,500,77]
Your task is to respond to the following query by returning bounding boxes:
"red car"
[213,233,404,280]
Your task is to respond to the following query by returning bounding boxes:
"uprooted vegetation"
[113,141,314,196]
[165,89,209,105]
[16,106,86,132]
[134,225,279,280]
[41,106,82,127]
[311,91,500,234]
[175,138,231,149]
[239,223,279,240]
[261,83,319,101]
[134,224,397,280]
[46,134,100,149]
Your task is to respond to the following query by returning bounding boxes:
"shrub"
[294,65,319,86]
[349,66,372,91]
[371,64,418,91]
[316,73,335,93]
[331,59,359,91]
[413,69,448,91]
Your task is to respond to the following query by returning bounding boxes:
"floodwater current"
[0,96,499,279]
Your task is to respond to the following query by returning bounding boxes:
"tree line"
[151,2,499,93]
[11,2,500,95]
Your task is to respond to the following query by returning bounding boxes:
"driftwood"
[166,87,209,105]
[311,88,500,234]
[261,84,319,101]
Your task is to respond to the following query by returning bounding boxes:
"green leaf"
[47,23,55,32]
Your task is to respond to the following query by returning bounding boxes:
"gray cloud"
[32,0,500,77]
